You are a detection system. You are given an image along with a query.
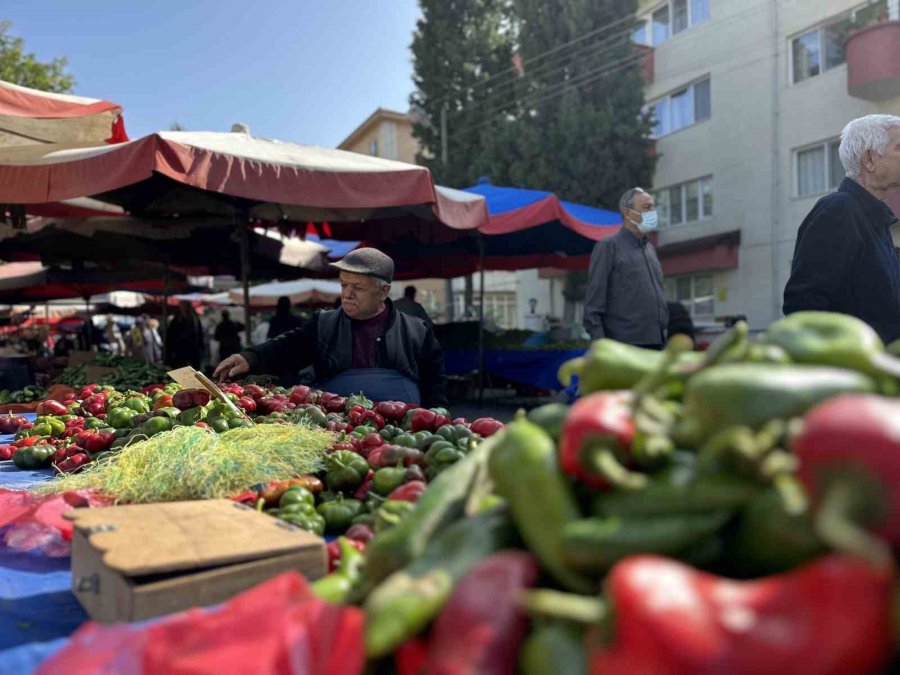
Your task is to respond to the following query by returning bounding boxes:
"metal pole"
[162,257,170,360]
[477,233,485,407]
[441,104,454,323]
[238,216,252,346]
[440,104,449,167]
[84,295,92,350]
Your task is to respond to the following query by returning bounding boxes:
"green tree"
[0,20,74,92]
[409,0,514,187]
[474,0,655,208]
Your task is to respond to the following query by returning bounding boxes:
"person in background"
[167,301,204,369]
[267,296,302,339]
[143,317,163,364]
[128,317,146,358]
[104,316,125,355]
[214,248,448,407]
[783,114,900,343]
[214,310,243,360]
[393,285,433,327]
[583,187,668,348]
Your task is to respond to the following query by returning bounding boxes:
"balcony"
[847,20,900,100]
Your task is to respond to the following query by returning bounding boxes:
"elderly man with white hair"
[783,114,900,343]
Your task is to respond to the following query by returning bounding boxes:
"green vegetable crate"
[66,500,326,623]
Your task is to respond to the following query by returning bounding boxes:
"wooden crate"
[66,499,327,623]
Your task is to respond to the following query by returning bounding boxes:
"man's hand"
[213,354,250,381]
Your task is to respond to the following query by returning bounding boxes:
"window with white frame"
[795,139,844,197]
[650,78,711,138]
[453,292,518,329]
[654,176,713,227]
[790,0,888,84]
[633,0,710,47]
[664,274,715,318]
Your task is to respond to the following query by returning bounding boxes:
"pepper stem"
[815,481,893,570]
[520,589,607,624]
[557,357,585,388]
[591,449,648,491]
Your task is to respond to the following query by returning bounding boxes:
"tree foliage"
[0,21,75,93]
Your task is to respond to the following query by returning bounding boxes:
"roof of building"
[337,108,412,150]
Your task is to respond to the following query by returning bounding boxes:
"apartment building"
[637,0,900,328]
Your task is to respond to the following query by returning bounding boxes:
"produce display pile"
[0,385,48,405]
[8,309,900,672]
[299,310,898,673]
[53,354,171,391]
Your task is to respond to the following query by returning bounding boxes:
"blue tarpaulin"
[444,348,585,392]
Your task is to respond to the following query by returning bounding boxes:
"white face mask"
[629,208,659,233]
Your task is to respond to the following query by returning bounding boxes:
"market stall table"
[443,348,585,392]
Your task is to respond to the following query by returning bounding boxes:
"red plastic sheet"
[37,572,366,675]
[0,488,112,557]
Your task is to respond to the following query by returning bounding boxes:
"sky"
[5,0,422,146]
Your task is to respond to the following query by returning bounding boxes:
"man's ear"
[384,283,392,297]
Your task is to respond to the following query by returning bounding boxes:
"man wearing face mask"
[583,187,669,348]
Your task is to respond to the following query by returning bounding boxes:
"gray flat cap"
[329,247,394,283]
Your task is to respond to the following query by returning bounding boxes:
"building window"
[649,78,710,137]
[369,140,378,156]
[654,176,713,228]
[453,291,517,329]
[790,1,888,84]
[633,0,710,46]
[796,139,843,197]
[665,274,715,318]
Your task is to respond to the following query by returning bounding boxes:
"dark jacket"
[584,227,669,345]
[783,178,900,343]
[242,300,448,407]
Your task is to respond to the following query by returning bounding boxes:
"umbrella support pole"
[162,257,170,360]
[477,233,485,408]
[238,214,252,347]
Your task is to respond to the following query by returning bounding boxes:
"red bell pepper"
[0,413,28,435]
[425,551,539,675]
[792,393,900,553]
[387,480,427,503]
[323,396,348,414]
[470,417,504,437]
[237,396,257,413]
[349,410,385,429]
[326,538,367,573]
[367,446,386,470]
[172,388,212,411]
[36,400,68,417]
[591,554,893,675]
[79,431,115,454]
[243,384,267,400]
[559,391,635,489]
[374,400,406,422]
[452,417,468,425]
[409,408,437,432]
[77,384,100,400]
[345,523,375,544]
[289,385,311,405]
[354,470,376,500]
[14,436,46,448]
[80,394,107,417]
[140,383,165,395]
[0,444,16,460]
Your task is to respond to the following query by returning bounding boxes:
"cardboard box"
[66,500,327,623]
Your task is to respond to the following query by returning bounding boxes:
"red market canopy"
[0,131,487,240]
[0,79,128,148]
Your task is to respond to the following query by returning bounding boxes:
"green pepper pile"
[0,385,48,405]
[299,310,900,673]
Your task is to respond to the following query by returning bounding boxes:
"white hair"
[839,114,900,178]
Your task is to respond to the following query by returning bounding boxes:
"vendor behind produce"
[213,248,448,407]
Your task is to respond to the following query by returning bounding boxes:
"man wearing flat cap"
[214,248,448,407]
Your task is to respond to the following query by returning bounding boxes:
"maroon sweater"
[350,306,391,368]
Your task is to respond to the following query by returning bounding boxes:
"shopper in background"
[128,317,145,358]
[143,317,164,364]
[104,316,125,355]
[267,296,302,339]
[167,301,204,369]
[214,310,243,359]
[393,285,432,327]
[583,187,668,348]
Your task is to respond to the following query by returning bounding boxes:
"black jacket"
[783,178,900,343]
[242,300,448,407]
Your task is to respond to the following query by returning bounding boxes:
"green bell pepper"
[206,415,230,433]
[12,444,54,470]
[139,416,174,437]
[280,486,315,508]
[325,450,370,492]
[372,465,407,495]
[35,416,65,436]
[379,425,400,441]
[107,406,138,430]
[177,406,207,426]
[434,424,457,444]
[317,497,366,534]
[346,394,373,411]
[278,507,326,536]
[121,397,150,414]
[393,433,417,449]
